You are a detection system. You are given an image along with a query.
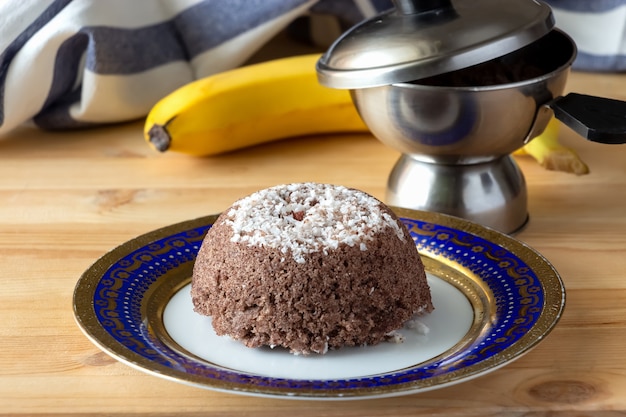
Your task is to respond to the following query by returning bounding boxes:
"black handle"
[549,93,626,144]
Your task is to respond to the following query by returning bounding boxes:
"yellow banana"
[144,54,367,156]
[514,118,589,175]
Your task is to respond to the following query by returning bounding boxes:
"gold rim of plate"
[73,208,566,399]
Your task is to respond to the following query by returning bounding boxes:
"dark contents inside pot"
[417,60,545,86]
[414,30,574,87]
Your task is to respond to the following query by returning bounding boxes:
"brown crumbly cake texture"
[191,182,433,355]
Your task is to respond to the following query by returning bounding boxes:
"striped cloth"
[544,0,626,72]
[0,0,390,136]
[0,0,623,136]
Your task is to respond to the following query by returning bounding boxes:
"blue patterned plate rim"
[73,207,565,400]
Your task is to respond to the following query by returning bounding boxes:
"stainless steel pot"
[317,0,626,233]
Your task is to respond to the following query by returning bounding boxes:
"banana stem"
[147,124,172,152]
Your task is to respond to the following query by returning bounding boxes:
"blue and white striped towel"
[0,0,624,137]
[545,0,626,72]
[0,0,393,136]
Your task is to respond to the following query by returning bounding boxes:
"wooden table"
[1,69,625,416]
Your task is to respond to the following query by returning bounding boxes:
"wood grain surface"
[1,64,626,416]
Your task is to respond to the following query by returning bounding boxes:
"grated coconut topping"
[225,183,406,264]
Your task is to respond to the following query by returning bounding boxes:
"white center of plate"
[163,274,472,380]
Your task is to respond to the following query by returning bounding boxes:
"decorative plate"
[73,208,565,400]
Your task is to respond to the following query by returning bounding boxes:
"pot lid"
[317,0,555,89]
